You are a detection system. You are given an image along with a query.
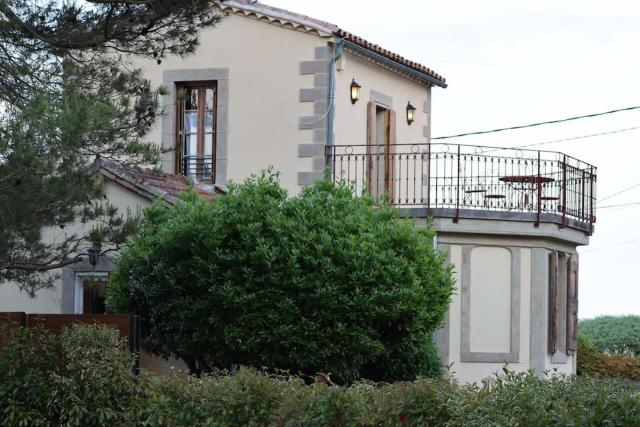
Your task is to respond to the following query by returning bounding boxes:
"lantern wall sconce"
[406,101,416,125]
[88,242,102,267]
[350,79,361,104]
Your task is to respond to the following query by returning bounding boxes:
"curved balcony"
[326,143,597,234]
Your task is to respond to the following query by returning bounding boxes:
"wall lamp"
[406,101,416,125]
[350,79,361,104]
[88,242,102,267]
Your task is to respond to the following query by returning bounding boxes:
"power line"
[581,237,640,254]
[514,126,640,149]
[433,105,640,140]
[598,202,640,210]
[479,125,640,155]
[600,181,640,203]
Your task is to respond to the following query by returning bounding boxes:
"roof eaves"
[219,1,446,88]
[219,1,335,37]
[340,39,448,88]
[97,160,177,207]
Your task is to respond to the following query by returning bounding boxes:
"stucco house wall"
[133,13,326,194]
[0,181,151,314]
[334,52,430,147]
[131,9,435,195]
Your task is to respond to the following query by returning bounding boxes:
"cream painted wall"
[132,14,325,194]
[334,52,429,147]
[130,14,433,194]
[0,181,151,314]
[0,280,62,314]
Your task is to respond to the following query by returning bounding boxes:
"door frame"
[366,102,397,201]
[74,272,109,314]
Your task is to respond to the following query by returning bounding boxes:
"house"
[0,0,597,384]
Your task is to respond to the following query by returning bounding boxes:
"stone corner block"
[300,60,328,75]
[297,171,324,186]
[299,88,327,103]
[298,143,327,158]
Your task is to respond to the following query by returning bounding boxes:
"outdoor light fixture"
[350,79,361,104]
[406,101,416,125]
[88,242,102,267]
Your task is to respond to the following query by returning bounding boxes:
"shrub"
[580,315,640,356]
[131,368,288,426]
[51,325,139,426]
[0,324,138,427]
[451,370,640,426]
[131,368,640,426]
[578,333,640,380]
[2,340,640,427]
[0,325,59,426]
[107,170,454,383]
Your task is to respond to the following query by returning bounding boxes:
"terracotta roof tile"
[335,29,446,85]
[96,158,224,206]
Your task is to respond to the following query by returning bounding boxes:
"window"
[176,82,217,181]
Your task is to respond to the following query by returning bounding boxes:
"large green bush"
[580,315,640,356]
[107,171,454,382]
[0,324,138,427]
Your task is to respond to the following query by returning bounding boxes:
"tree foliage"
[580,315,640,356]
[0,0,223,292]
[107,171,455,382]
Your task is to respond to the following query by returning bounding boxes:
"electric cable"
[433,105,640,140]
[581,237,640,254]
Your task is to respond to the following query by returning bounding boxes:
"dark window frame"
[175,81,218,181]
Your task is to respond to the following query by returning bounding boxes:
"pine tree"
[0,0,223,293]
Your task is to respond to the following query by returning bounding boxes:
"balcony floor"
[398,207,593,234]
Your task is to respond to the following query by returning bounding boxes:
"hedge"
[2,325,640,426]
[578,334,640,381]
[580,315,640,356]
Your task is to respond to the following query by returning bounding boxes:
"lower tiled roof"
[96,158,224,206]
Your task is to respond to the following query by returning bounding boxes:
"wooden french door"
[366,102,396,202]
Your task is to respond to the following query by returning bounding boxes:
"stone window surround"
[460,245,522,363]
[60,257,117,314]
[161,68,230,187]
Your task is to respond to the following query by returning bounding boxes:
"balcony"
[181,155,214,181]
[326,143,597,233]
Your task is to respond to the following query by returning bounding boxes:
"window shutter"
[550,250,574,356]
[566,254,579,354]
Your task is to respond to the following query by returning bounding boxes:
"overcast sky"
[269,0,640,318]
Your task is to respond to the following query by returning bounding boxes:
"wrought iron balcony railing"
[326,143,597,232]
[182,155,214,181]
